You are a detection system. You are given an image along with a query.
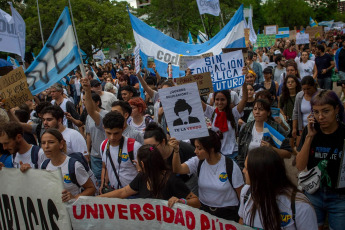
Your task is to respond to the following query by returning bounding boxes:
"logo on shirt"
[64,174,71,183]
[121,153,129,162]
[280,212,292,227]
[219,172,228,182]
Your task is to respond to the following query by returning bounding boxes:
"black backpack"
[13,145,41,169]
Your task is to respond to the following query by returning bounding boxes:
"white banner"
[0,168,72,230]
[68,197,252,230]
[196,0,221,16]
[0,8,21,57]
[296,33,310,45]
[159,82,209,140]
[187,50,245,91]
[9,2,26,60]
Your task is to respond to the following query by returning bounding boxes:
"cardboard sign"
[0,67,33,109]
[289,30,297,40]
[256,34,276,47]
[305,26,324,38]
[159,82,208,140]
[176,72,214,96]
[244,28,250,47]
[179,52,213,71]
[0,168,72,229]
[264,25,278,35]
[296,33,310,45]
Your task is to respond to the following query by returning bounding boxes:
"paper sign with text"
[0,67,33,109]
[187,50,245,92]
[0,168,72,230]
[179,52,213,71]
[176,72,214,96]
[296,33,310,45]
[256,34,276,47]
[159,82,208,140]
[68,197,252,230]
[264,25,278,35]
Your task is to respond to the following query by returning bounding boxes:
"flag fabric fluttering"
[187,31,194,44]
[198,30,209,42]
[310,17,318,27]
[196,0,221,16]
[263,122,285,148]
[9,2,26,60]
[276,27,290,39]
[196,35,202,44]
[247,15,257,44]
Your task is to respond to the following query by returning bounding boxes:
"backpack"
[197,156,234,188]
[101,138,136,165]
[41,152,97,188]
[13,145,41,169]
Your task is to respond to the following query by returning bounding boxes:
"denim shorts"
[90,155,103,186]
[305,187,345,230]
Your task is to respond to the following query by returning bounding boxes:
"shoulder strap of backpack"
[68,157,80,187]
[197,159,205,177]
[101,139,109,153]
[225,157,234,188]
[291,189,297,224]
[69,152,90,171]
[31,145,41,169]
[41,159,51,169]
[127,138,136,164]
[211,111,216,122]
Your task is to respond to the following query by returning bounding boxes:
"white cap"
[274,50,281,55]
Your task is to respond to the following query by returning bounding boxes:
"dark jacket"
[237,119,292,169]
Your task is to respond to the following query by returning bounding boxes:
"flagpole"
[220,11,225,27]
[68,0,86,77]
[36,0,45,47]
[200,14,208,40]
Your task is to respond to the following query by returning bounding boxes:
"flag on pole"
[7,56,20,68]
[247,15,257,44]
[310,17,318,27]
[9,2,26,60]
[25,7,82,95]
[263,122,285,148]
[196,35,202,44]
[198,30,209,42]
[276,27,290,38]
[196,0,220,16]
[187,31,194,44]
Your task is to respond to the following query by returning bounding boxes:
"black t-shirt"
[338,48,345,72]
[166,141,196,182]
[298,123,345,193]
[242,101,254,123]
[129,172,191,200]
[315,53,333,79]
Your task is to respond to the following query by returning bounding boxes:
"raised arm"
[136,72,155,99]
[81,78,101,126]
[169,138,191,175]
[237,82,248,113]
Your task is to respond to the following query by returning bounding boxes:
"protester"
[127,97,152,133]
[247,51,263,83]
[90,79,117,111]
[273,54,286,83]
[238,84,255,126]
[260,67,279,104]
[239,146,318,229]
[314,44,335,90]
[335,37,345,80]
[120,85,136,102]
[296,90,345,230]
[69,70,82,106]
[295,51,316,79]
[283,41,297,60]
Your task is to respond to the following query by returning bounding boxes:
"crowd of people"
[0,29,345,230]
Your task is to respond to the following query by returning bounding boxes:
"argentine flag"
[187,32,194,44]
[276,27,289,38]
[196,35,202,44]
[263,122,285,148]
[310,17,318,27]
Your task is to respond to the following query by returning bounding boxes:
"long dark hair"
[144,122,167,145]
[214,90,236,129]
[137,145,170,198]
[192,129,222,154]
[247,147,297,230]
[280,75,301,106]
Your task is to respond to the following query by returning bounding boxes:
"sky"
[116,0,137,8]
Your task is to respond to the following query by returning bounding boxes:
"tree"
[309,0,338,22]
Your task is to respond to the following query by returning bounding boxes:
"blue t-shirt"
[0,154,13,168]
[129,74,139,86]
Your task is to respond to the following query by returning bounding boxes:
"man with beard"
[314,44,335,90]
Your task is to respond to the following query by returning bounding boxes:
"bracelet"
[179,198,187,205]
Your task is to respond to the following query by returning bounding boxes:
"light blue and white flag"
[197,35,202,44]
[25,7,81,95]
[318,20,334,28]
[129,5,245,78]
[263,122,285,148]
[9,2,25,60]
[0,8,22,57]
[196,0,220,16]
[247,15,257,44]
[7,56,19,68]
[198,30,209,42]
[187,31,194,44]
[310,17,318,27]
[276,27,289,39]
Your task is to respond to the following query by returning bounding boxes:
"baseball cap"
[274,50,281,55]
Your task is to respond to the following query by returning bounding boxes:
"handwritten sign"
[0,67,33,109]
[305,26,323,38]
[289,30,297,40]
[337,140,345,188]
[176,72,213,96]
[264,25,278,35]
[179,52,213,71]
[296,33,310,45]
[256,34,276,47]
[244,28,250,47]
[159,82,208,140]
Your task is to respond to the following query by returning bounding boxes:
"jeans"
[305,187,345,230]
[226,151,238,163]
[317,77,332,90]
[90,156,102,187]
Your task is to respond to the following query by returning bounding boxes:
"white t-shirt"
[44,156,89,196]
[205,105,242,155]
[101,137,141,189]
[127,117,146,133]
[62,128,88,155]
[239,185,318,229]
[13,145,46,169]
[185,155,244,207]
[301,97,311,128]
[100,91,118,112]
[207,91,240,106]
[295,58,315,79]
[248,124,263,151]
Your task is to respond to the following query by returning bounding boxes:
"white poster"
[196,0,221,16]
[187,50,245,92]
[159,82,208,140]
[265,25,277,35]
[0,168,72,230]
[0,8,22,57]
[68,197,252,230]
[134,45,140,74]
[296,33,310,45]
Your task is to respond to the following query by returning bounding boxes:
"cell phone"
[311,112,320,131]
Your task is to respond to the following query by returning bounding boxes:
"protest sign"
[264,25,278,35]
[337,141,345,188]
[305,26,323,38]
[68,197,252,230]
[0,67,33,110]
[187,50,245,92]
[244,28,250,47]
[296,33,310,45]
[0,168,72,230]
[134,45,140,74]
[256,34,276,47]
[159,82,208,140]
[176,72,214,96]
[179,52,213,71]
[289,30,297,40]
